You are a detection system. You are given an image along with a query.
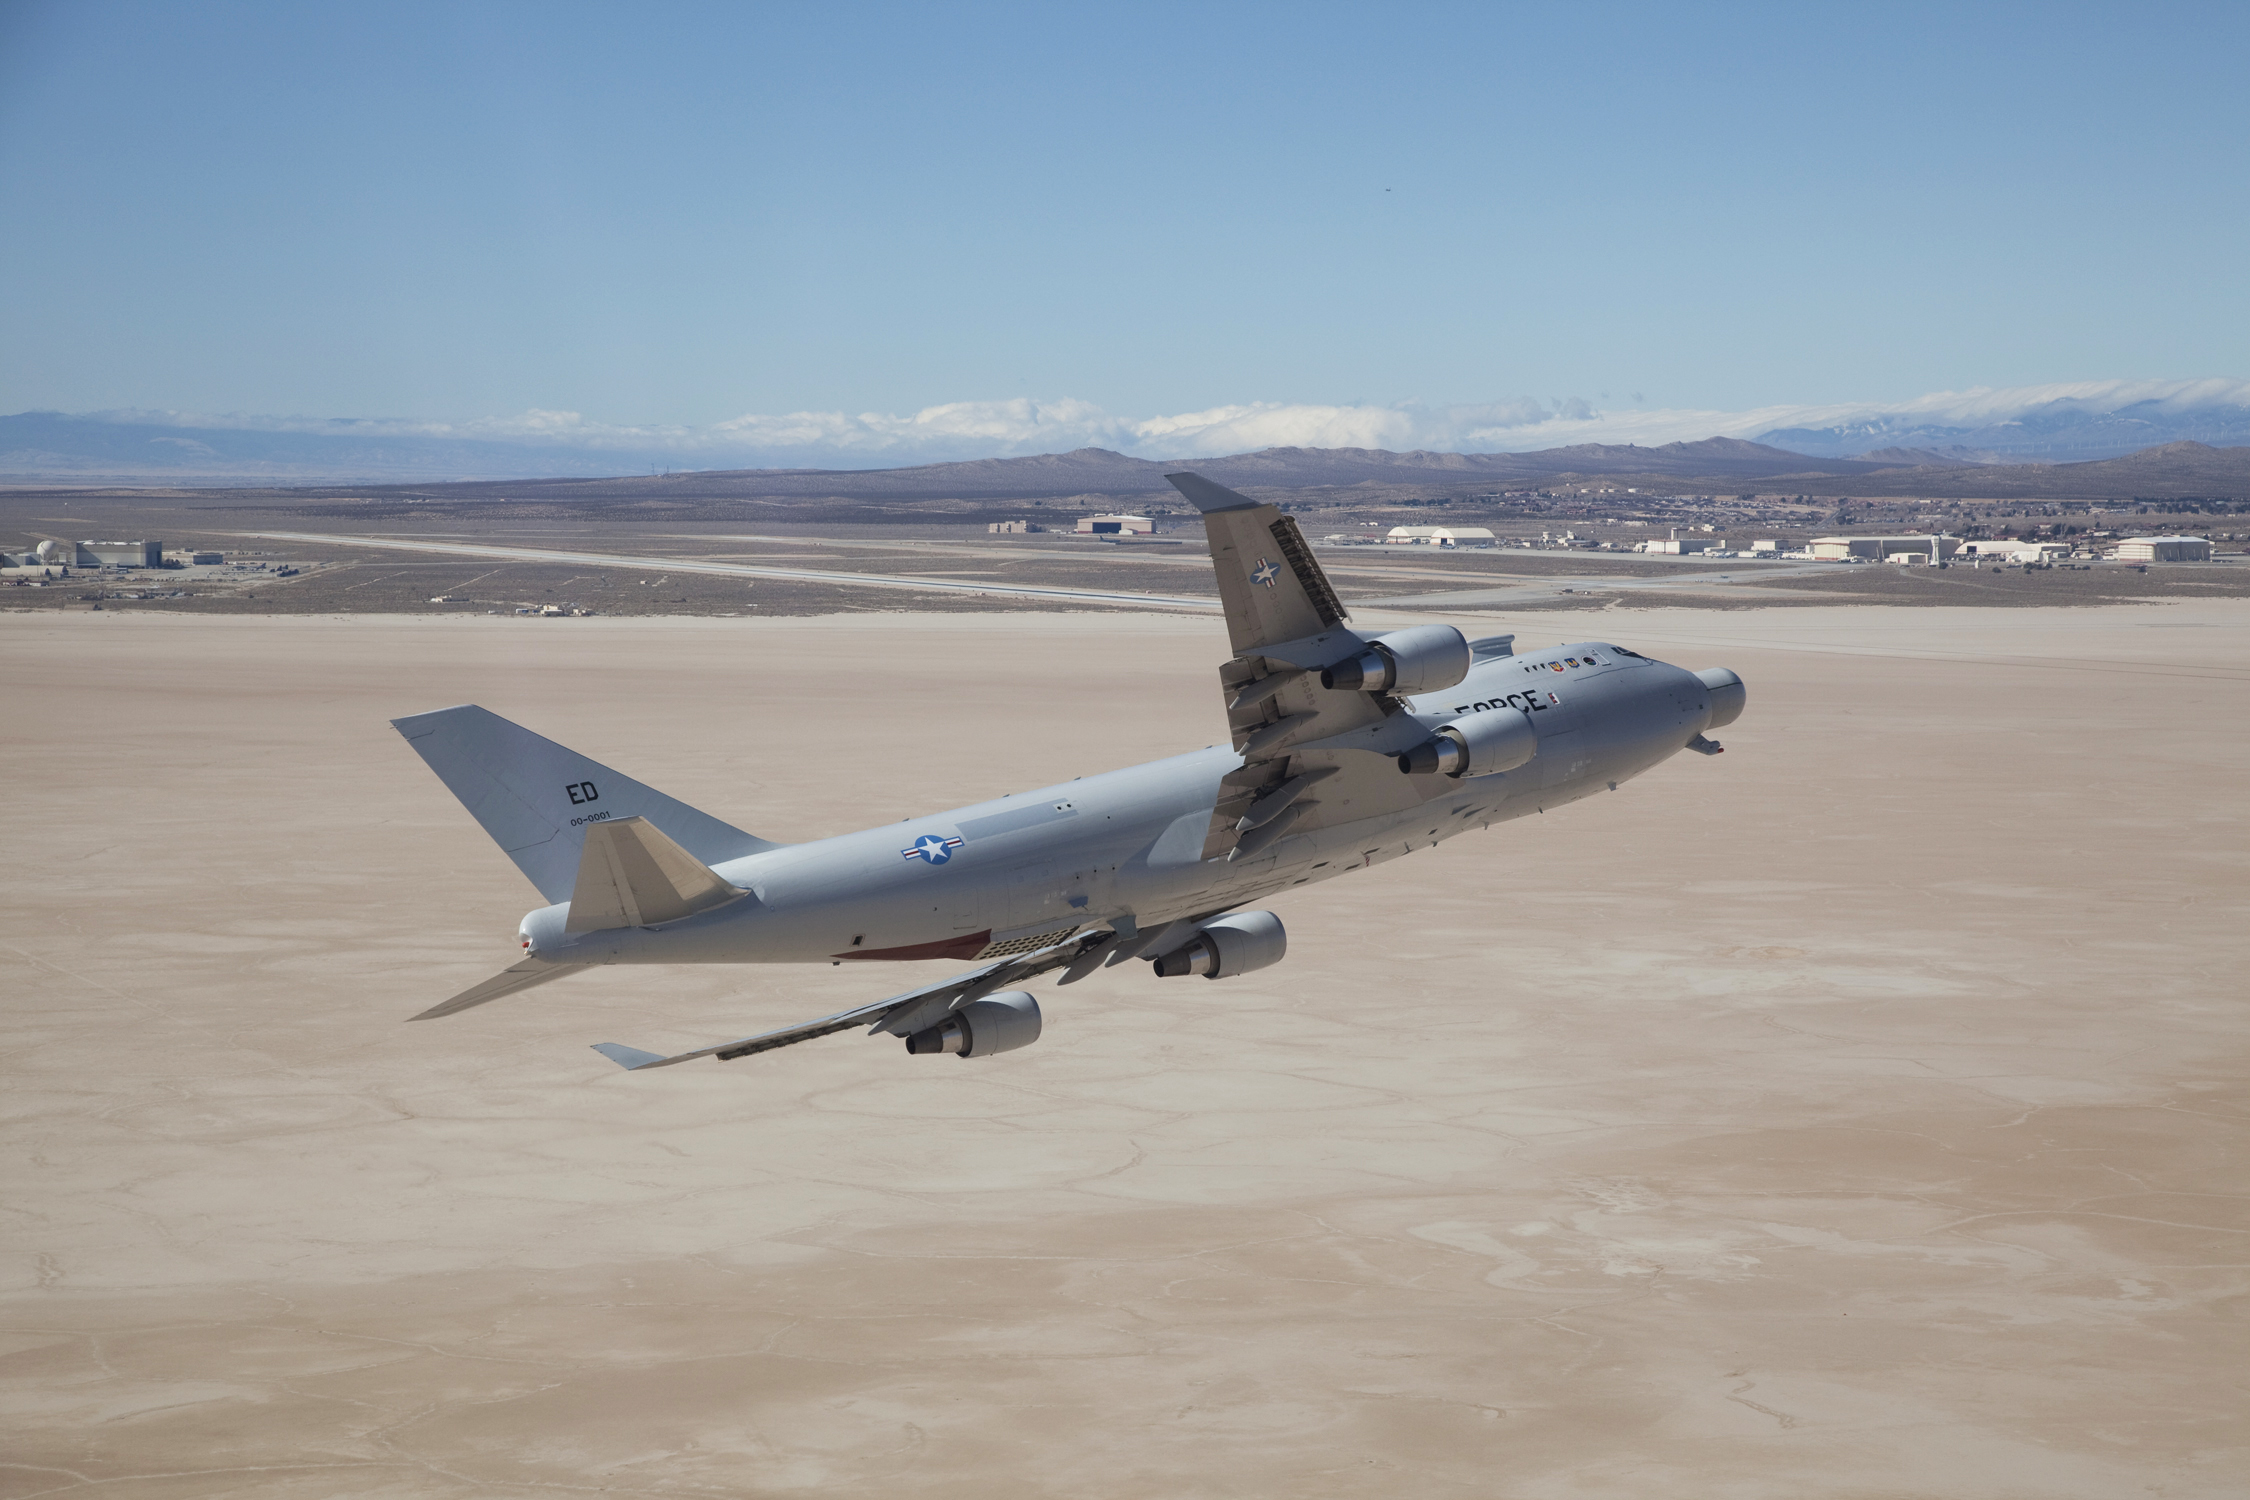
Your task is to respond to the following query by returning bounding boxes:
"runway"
[1351,560,1835,608]
[239,529,1225,611]
[242,527,1821,614]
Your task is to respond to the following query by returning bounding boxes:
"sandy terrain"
[4,603,2245,1498]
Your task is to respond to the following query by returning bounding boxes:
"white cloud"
[68,377,2250,468]
[705,397,1131,458]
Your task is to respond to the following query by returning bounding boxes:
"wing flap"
[592,997,904,1070]
[591,929,1114,1072]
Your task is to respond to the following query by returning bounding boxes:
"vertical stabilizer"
[1166,471,1350,656]
[391,705,779,902]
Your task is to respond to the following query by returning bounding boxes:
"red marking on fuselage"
[833,931,993,962]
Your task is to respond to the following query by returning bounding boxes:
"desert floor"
[4,604,2245,1498]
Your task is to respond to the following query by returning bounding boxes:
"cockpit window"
[1610,645,1645,658]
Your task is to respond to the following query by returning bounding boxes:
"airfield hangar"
[1385,525,1496,548]
[2115,536,2212,562]
[1809,535,1964,562]
[77,540,162,568]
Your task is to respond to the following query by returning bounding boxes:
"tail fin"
[1166,471,1350,656]
[391,705,780,902]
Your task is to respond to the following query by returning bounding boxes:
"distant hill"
[12,379,2250,486]
[1853,446,1986,468]
[1193,437,1895,488]
[4,409,2244,503]
[0,415,1887,491]
[365,437,1894,505]
[0,410,682,485]
[1761,395,2250,461]
[1825,440,2250,499]
[407,437,2243,504]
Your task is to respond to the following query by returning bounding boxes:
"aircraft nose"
[1695,666,1746,728]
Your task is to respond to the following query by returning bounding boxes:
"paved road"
[676,530,1767,591]
[1352,561,1837,608]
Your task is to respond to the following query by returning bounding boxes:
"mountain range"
[416,439,2248,505]
[3,415,2246,504]
[1757,393,2250,461]
[7,381,2250,486]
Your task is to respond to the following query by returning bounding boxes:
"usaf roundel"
[902,834,965,865]
[1251,557,1280,588]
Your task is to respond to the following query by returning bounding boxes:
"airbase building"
[78,540,163,567]
[1809,535,1963,562]
[2,539,160,568]
[2114,536,2212,562]
[1385,525,1496,547]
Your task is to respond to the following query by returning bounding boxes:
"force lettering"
[1448,690,1561,716]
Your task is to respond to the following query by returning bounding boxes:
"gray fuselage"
[520,639,1717,968]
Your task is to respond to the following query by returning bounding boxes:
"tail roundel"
[390,705,780,902]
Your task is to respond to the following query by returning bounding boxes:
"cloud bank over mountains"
[5,379,2246,483]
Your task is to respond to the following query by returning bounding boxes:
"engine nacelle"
[904,990,1043,1058]
[1152,910,1286,979]
[1320,625,1472,695]
[1397,705,1538,778]
[1695,666,1746,728]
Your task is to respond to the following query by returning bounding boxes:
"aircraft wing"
[1166,472,1420,858]
[591,928,1113,1070]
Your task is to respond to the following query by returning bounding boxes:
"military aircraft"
[393,472,1745,1070]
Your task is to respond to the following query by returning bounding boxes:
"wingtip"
[387,703,482,735]
[1164,471,1260,514]
[591,1042,668,1070]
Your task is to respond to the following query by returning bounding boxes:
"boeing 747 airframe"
[393,473,1746,1069]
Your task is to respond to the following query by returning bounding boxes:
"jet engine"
[1397,705,1538,778]
[904,990,1042,1058]
[1152,910,1286,979]
[1320,625,1472,695]
[1695,667,1746,728]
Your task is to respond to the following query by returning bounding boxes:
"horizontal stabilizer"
[411,958,572,1021]
[591,1043,668,1070]
[567,816,748,934]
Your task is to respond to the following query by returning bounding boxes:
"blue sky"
[2,0,2244,454]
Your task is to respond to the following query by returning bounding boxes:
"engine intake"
[1152,910,1286,979]
[1695,666,1746,728]
[1397,705,1538,778]
[904,990,1043,1058]
[1320,625,1471,695]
